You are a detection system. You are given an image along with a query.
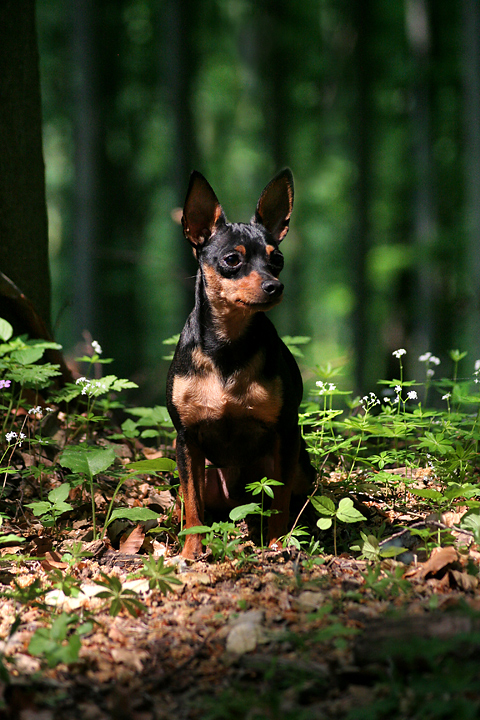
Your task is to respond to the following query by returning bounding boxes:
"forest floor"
[1,439,480,720]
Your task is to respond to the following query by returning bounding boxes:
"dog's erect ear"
[254,168,294,243]
[182,171,225,248]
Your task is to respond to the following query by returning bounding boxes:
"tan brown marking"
[171,351,283,428]
[203,266,280,341]
[234,244,246,255]
[265,244,276,256]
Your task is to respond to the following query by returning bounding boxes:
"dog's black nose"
[261,279,284,299]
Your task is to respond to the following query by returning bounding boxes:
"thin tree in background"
[405,0,437,373]
[71,0,100,341]
[0,1,50,329]
[462,0,480,364]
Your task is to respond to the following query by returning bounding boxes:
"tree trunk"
[0,1,50,329]
[351,0,374,393]
[405,0,437,377]
[462,0,480,364]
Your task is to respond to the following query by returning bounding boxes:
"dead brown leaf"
[405,545,458,580]
[119,525,145,554]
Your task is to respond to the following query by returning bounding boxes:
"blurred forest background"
[4,0,480,403]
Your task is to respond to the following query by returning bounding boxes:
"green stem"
[100,476,127,540]
[333,515,337,556]
[89,472,97,540]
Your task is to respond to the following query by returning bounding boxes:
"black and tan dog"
[166,169,314,558]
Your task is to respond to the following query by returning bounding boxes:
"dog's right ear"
[182,171,225,248]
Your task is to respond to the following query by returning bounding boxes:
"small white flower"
[5,431,17,442]
[76,376,87,385]
[394,385,401,395]
[328,383,336,392]
[419,352,431,363]
[28,405,43,415]
[407,391,418,400]
[383,397,391,404]
[442,393,451,401]
[430,356,440,365]
[392,349,406,359]
[427,368,435,378]
[92,340,102,355]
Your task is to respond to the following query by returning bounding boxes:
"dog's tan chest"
[171,348,282,427]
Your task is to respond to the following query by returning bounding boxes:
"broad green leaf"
[125,458,176,473]
[317,517,333,530]
[0,319,13,342]
[0,533,25,545]
[178,525,213,536]
[11,347,45,365]
[229,502,261,521]
[25,501,52,517]
[311,495,336,516]
[336,497,366,523]
[48,483,71,504]
[59,445,116,477]
[409,487,444,501]
[460,510,480,543]
[106,507,160,526]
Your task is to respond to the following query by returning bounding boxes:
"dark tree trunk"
[164,0,198,320]
[0,1,50,329]
[71,0,101,341]
[351,0,374,393]
[462,0,480,363]
[405,0,437,376]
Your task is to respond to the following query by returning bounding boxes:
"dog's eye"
[222,253,242,269]
[269,252,284,273]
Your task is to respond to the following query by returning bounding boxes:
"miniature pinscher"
[166,169,315,558]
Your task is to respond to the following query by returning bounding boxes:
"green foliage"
[59,445,116,539]
[230,483,278,551]
[28,612,93,668]
[130,555,183,593]
[179,521,244,562]
[25,482,73,529]
[93,572,147,618]
[312,495,366,556]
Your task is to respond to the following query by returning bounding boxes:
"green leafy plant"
[179,521,243,561]
[230,477,283,548]
[312,496,366,556]
[130,554,183,593]
[93,572,147,617]
[58,445,116,539]
[351,531,407,562]
[360,563,411,599]
[28,612,93,668]
[25,483,73,529]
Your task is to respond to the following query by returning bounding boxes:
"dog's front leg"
[176,433,206,559]
[266,430,301,548]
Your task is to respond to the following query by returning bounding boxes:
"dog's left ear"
[254,168,294,243]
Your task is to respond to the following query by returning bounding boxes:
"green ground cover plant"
[2,322,480,717]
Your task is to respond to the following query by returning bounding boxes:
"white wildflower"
[392,349,406,359]
[442,393,451,401]
[28,405,43,416]
[394,385,402,395]
[407,391,418,400]
[430,356,440,365]
[419,352,431,363]
[92,340,102,355]
[427,368,435,378]
[5,431,17,443]
[76,376,87,385]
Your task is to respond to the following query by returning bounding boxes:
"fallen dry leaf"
[405,545,458,580]
[119,524,145,554]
